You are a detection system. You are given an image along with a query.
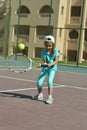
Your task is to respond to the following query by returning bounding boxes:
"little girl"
[33,35,60,104]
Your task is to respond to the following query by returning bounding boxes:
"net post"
[76,0,86,67]
[48,0,53,35]
[15,0,21,60]
[5,0,11,60]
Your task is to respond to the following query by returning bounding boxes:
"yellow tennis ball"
[18,43,25,50]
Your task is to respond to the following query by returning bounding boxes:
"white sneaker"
[46,96,54,104]
[33,93,43,101]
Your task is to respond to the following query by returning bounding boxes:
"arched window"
[69,30,78,39]
[39,5,54,17]
[17,5,30,17]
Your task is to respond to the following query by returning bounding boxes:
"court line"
[0,75,37,83]
[0,84,87,93]
[0,75,60,86]
[0,69,8,70]
[0,85,86,92]
[0,85,65,93]
[0,75,87,93]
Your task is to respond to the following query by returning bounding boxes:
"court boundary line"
[0,75,87,92]
[0,75,37,83]
[0,85,87,93]
[0,85,65,93]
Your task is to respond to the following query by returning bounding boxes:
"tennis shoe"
[33,93,43,101]
[46,96,54,104]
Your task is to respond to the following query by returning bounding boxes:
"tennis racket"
[7,53,48,73]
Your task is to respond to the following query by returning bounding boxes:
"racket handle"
[41,64,48,67]
[41,64,54,67]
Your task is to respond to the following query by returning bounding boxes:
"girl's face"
[44,42,53,51]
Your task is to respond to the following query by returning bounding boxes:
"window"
[35,47,43,57]
[17,5,30,17]
[85,29,87,41]
[39,5,54,17]
[15,25,30,35]
[14,25,30,42]
[68,50,77,61]
[69,30,78,39]
[0,28,4,38]
[61,6,64,15]
[71,6,81,17]
[0,46,3,53]
[37,26,53,39]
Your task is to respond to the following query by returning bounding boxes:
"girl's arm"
[43,58,48,64]
[38,58,47,67]
[48,56,59,68]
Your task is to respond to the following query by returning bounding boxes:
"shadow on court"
[0,92,32,99]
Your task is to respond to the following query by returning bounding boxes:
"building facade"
[0,0,87,62]
[9,0,60,59]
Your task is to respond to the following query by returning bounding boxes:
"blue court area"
[0,58,87,74]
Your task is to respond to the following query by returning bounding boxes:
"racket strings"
[8,55,34,73]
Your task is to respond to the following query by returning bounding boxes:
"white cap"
[44,35,55,44]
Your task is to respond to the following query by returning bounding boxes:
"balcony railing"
[39,13,50,17]
[37,35,44,39]
[19,13,29,18]
[15,35,29,42]
[70,17,80,24]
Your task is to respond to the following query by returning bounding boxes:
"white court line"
[0,75,37,83]
[0,69,8,70]
[0,75,60,86]
[64,85,87,91]
[0,84,87,93]
[0,75,87,93]
[0,85,65,93]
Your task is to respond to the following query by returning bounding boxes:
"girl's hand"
[48,63,53,68]
[37,63,48,68]
[37,63,42,68]
[43,62,48,65]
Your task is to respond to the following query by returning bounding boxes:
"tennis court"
[0,67,87,130]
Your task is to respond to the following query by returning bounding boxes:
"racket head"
[7,53,37,73]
